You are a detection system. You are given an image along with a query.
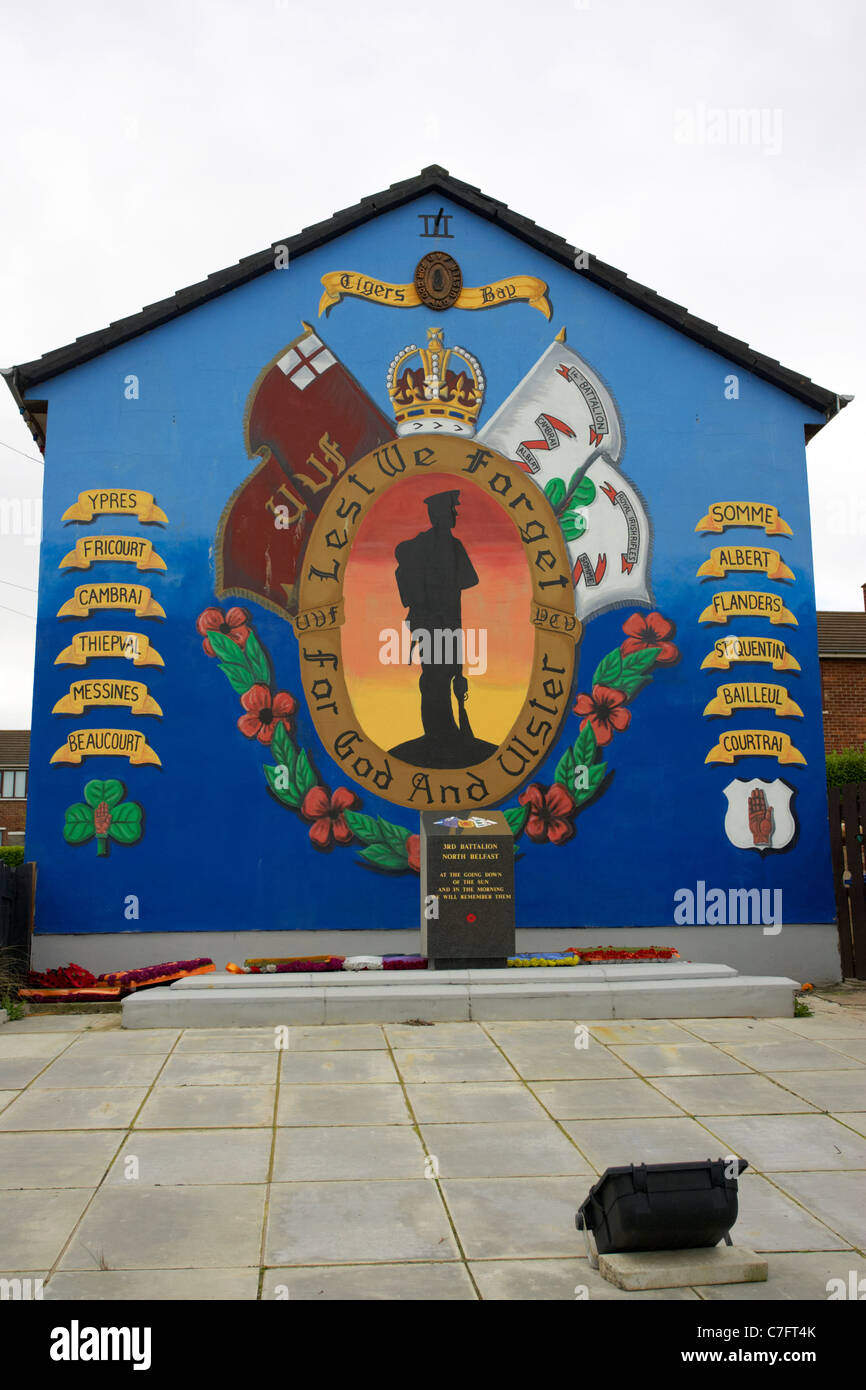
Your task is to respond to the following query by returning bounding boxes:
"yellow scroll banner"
[52,681,163,717]
[702,683,804,719]
[50,730,162,766]
[62,490,168,524]
[57,584,166,620]
[700,636,800,672]
[698,592,797,627]
[60,536,167,571]
[318,270,552,320]
[695,502,792,536]
[55,632,165,667]
[697,547,794,582]
[705,730,806,765]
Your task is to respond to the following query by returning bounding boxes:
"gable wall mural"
[24,193,835,939]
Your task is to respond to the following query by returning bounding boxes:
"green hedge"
[0,847,25,868]
[827,744,866,787]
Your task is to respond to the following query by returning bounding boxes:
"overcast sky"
[1,0,863,727]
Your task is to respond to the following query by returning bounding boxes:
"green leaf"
[294,749,317,798]
[84,779,124,809]
[568,474,596,507]
[573,761,608,808]
[572,721,598,769]
[591,648,624,689]
[554,746,576,788]
[264,761,301,808]
[64,803,94,845]
[616,646,660,698]
[271,721,295,773]
[244,630,272,685]
[108,802,143,845]
[218,659,257,695]
[377,817,410,856]
[343,811,381,844]
[560,514,586,541]
[544,477,566,510]
[359,842,409,871]
[208,629,248,664]
[503,804,529,836]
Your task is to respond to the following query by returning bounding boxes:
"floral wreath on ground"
[197,605,679,875]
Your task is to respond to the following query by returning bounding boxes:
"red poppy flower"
[197,606,251,657]
[573,684,631,746]
[237,684,296,743]
[620,611,678,665]
[300,785,358,848]
[407,834,420,874]
[517,782,577,845]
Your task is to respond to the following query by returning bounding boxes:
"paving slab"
[676,1019,793,1043]
[695,1251,866,1300]
[157,1052,278,1087]
[649,1073,818,1116]
[64,1029,180,1054]
[772,1017,866,1039]
[0,1090,20,1114]
[585,1022,697,1046]
[405,1082,546,1124]
[0,1131,121,1189]
[272,1125,426,1182]
[135,1085,275,1129]
[276,1083,410,1127]
[58,1184,267,1270]
[771,1171,866,1249]
[43,1268,260,1300]
[607,1043,749,1076]
[599,1245,767,1290]
[529,1078,683,1120]
[699,1113,866,1171]
[385,1022,496,1050]
[562,1116,732,1170]
[420,1120,593,1178]
[104,1129,273,1185]
[32,1053,166,1089]
[733,1174,851,1252]
[718,1039,866,1072]
[0,1033,78,1059]
[818,1038,866,1063]
[173,1029,282,1053]
[0,1087,147,1131]
[440,1176,587,1259]
[277,1025,387,1051]
[1,1015,118,1032]
[392,1046,518,1084]
[264,1179,459,1265]
[469,1258,700,1300]
[279,1050,398,1084]
[260,1263,477,1300]
[0,1057,55,1088]
[0,1188,94,1268]
[491,1042,634,1081]
[765,1070,866,1112]
[834,1113,866,1137]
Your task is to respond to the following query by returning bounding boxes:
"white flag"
[478,337,653,621]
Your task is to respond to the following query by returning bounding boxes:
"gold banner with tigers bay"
[318,271,551,320]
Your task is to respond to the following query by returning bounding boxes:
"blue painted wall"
[26,194,835,936]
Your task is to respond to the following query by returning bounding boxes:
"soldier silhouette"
[389,489,497,769]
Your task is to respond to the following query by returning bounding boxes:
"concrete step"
[123,967,797,1027]
[171,962,738,989]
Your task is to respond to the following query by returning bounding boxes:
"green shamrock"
[63,780,144,857]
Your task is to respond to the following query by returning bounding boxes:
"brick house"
[818,587,866,753]
[0,730,29,847]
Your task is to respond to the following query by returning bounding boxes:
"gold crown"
[386,327,485,437]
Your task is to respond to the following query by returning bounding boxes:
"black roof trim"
[2,165,850,428]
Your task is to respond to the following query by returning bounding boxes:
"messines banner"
[62,489,169,523]
[701,635,800,672]
[57,585,166,619]
[318,270,552,320]
[55,632,165,667]
[698,591,797,626]
[52,680,163,717]
[705,730,806,765]
[50,730,162,765]
[702,683,804,718]
[695,501,793,536]
[697,546,794,582]
[59,536,167,571]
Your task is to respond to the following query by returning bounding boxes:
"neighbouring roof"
[817,611,866,658]
[2,165,851,452]
[0,730,30,765]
